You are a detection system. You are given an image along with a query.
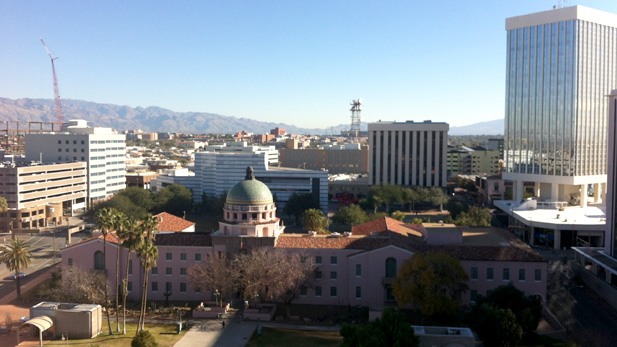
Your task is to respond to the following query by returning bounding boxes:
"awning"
[20,315,53,332]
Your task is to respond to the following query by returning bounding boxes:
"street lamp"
[214,289,220,307]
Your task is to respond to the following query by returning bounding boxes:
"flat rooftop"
[495,200,606,230]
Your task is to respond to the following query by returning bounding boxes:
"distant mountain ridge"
[0,97,503,135]
[449,119,504,135]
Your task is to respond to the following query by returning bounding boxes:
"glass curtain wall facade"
[505,11,617,177]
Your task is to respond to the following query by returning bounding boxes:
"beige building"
[279,143,369,174]
[0,161,86,233]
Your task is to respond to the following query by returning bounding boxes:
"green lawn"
[44,323,184,347]
[247,327,342,347]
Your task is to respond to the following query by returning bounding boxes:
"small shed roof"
[21,315,53,331]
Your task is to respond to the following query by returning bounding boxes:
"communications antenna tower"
[40,38,64,130]
[349,99,362,142]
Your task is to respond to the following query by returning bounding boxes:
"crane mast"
[40,38,64,130]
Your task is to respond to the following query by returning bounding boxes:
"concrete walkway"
[174,310,257,347]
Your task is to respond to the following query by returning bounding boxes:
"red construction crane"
[40,38,64,130]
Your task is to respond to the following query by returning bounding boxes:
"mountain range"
[0,97,503,135]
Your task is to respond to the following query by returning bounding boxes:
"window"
[73,140,77,144]
[127,282,133,292]
[68,258,73,266]
[535,269,541,281]
[330,271,337,280]
[330,286,337,297]
[301,286,307,296]
[81,140,85,144]
[355,286,362,299]
[58,140,61,144]
[166,253,172,261]
[471,267,478,280]
[152,267,158,275]
[195,253,202,262]
[128,260,133,275]
[58,148,62,152]
[315,271,322,280]
[470,290,478,302]
[385,285,395,302]
[503,268,510,281]
[316,256,322,264]
[94,251,104,270]
[181,253,187,261]
[166,267,172,275]
[487,268,494,281]
[165,282,172,293]
[195,287,201,293]
[65,140,69,144]
[152,282,158,292]
[385,257,397,278]
[315,286,322,297]
[519,269,526,281]
[330,256,337,265]
[356,264,362,277]
[181,268,186,276]
[180,283,186,293]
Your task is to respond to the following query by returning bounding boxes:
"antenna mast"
[349,99,362,142]
[41,38,64,131]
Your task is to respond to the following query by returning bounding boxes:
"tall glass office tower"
[504,6,617,203]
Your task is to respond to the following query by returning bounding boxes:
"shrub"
[132,330,158,347]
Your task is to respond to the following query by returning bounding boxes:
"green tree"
[402,188,420,212]
[332,204,368,225]
[92,195,148,220]
[137,215,158,333]
[369,184,403,213]
[132,330,158,347]
[0,239,32,300]
[390,211,406,221]
[445,200,468,220]
[153,184,193,217]
[472,303,522,347]
[118,187,154,212]
[96,207,117,335]
[393,252,468,319]
[283,193,320,225]
[302,208,329,233]
[455,206,492,226]
[340,307,419,347]
[428,187,449,211]
[0,196,7,235]
[117,217,143,335]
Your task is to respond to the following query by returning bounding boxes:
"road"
[0,227,89,300]
[540,248,617,347]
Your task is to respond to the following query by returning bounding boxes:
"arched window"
[94,251,104,270]
[385,257,397,278]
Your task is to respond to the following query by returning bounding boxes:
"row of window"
[315,256,397,278]
[165,252,202,262]
[301,286,362,299]
[59,148,86,153]
[151,281,192,293]
[90,140,125,144]
[470,267,541,282]
[58,156,86,161]
[151,267,187,276]
[59,140,86,145]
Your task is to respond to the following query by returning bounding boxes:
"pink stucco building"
[61,167,547,309]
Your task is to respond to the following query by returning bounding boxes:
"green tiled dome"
[226,167,273,205]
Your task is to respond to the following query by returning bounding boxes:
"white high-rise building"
[503,6,617,205]
[25,119,126,206]
[368,121,448,187]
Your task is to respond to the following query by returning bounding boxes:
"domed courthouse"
[218,167,284,238]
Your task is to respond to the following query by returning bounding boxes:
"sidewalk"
[174,310,257,347]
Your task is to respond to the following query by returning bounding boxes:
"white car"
[8,272,26,280]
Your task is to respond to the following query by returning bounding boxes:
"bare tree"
[187,253,234,307]
[40,267,108,304]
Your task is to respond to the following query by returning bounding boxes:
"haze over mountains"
[0,97,503,135]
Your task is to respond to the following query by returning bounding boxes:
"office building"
[368,121,448,187]
[25,120,126,206]
[447,146,500,177]
[503,6,617,204]
[280,143,369,174]
[495,6,617,249]
[606,89,617,257]
[0,161,86,233]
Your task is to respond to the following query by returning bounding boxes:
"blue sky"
[1,1,616,129]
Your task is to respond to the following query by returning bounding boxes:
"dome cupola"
[226,166,273,206]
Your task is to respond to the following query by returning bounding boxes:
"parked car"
[8,272,26,280]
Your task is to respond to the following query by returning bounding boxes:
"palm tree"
[117,217,143,334]
[302,208,329,233]
[96,207,117,336]
[1,239,32,300]
[137,214,158,333]
[112,212,127,332]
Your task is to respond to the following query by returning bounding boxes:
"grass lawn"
[246,327,342,347]
[44,323,184,346]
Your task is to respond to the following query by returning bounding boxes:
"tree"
[472,303,522,347]
[187,253,234,307]
[0,239,32,300]
[91,195,149,220]
[132,330,158,347]
[96,207,117,335]
[390,211,406,221]
[153,184,193,217]
[469,284,542,340]
[445,200,467,220]
[392,252,468,319]
[117,217,143,335]
[283,193,320,225]
[332,204,368,225]
[302,208,329,233]
[41,266,108,304]
[137,215,158,333]
[112,211,127,332]
[368,184,403,213]
[340,307,419,347]
[118,187,154,212]
[428,187,449,212]
[402,188,420,212]
[454,206,492,226]
[0,196,7,212]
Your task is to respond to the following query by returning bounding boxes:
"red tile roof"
[351,217,424,237]
[154,212,195,232]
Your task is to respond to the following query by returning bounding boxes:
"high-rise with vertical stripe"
[368,121,448,187]
[503,5,617,204]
